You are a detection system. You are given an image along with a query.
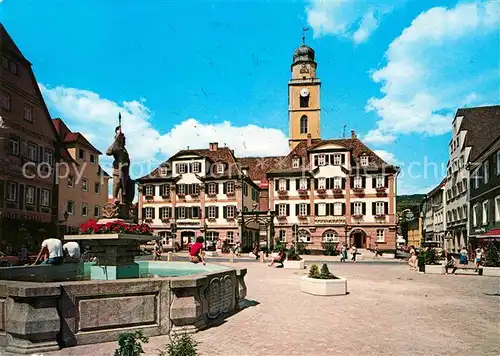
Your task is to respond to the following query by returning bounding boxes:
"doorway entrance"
[180,231,195,249]
[351,229,367,248]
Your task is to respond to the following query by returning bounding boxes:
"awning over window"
[478,228,500,240]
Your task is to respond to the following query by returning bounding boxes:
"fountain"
[0,120,248,355]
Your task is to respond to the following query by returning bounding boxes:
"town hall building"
[137,39,398,253]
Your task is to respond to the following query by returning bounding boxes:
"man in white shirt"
[63,241,81,261]
[32,237,63,265]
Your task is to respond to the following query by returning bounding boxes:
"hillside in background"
[397,194,425,215]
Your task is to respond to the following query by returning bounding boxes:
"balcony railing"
[315,216,345,224]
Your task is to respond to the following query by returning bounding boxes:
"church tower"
[288,37,321,150]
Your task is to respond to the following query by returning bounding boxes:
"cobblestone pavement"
[46,262,500,356]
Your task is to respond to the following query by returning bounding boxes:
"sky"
[1,0,498,195]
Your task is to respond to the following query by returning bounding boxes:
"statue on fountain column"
[102,115,135,219]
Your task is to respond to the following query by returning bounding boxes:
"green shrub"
[286,247,302,261]
[296,241,309,255]
[114,331,149,356]
[319,263,338,279]
[484,242,500,267]
[424,248,440,265]
[308,264,320,278]
[321,242,338,256]
[273,241,286,252]
[158,333,198,356]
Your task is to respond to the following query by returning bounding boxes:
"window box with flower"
[316,188,327,195]
[352,214,363,219]
[297,215,308,220]
[278,189,288,197]
[277,215,287,221]
[161,194,170,200]
[144,218,153,223]
[79,220,153,236]
[332,188,343,195]
[375,214,386,219]
[177,193,186,198]
[207,192,217,198]
[297,189,308,196]
[145,195,153,201]
[207,217,217,222]
[161,218,170,223]
[375,187,387,193]
[352,187,364,194]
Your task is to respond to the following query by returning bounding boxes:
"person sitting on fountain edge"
[189,236,206,265]
[32,236,64,265]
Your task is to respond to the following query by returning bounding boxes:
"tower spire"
[302,27,309,45]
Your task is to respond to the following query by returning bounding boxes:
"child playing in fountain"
[189,236,206,265]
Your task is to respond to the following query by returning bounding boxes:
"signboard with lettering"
[176,221,201,227]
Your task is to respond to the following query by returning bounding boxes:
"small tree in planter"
[424,247,445,274]
[484,242,500,267]
[286,247,302,261]
[321,242,338,256]
[302,263,345,295]
[114,331,149,356]
[296,241,309,255]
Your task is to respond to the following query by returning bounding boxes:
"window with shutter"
[334,203,342,216]
[353,176,362,188]
[353,202,363,215]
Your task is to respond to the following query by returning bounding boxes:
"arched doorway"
[350,229,367,248]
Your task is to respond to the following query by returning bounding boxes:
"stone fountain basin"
[0,262,247,354]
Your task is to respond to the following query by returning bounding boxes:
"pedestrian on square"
[189,236,206,265]
[459,246,468,266]
[153,239,162,261]
[475,247,484,270]
[340,244,347,262]
[351,245,357,262]
[445,253,457,275]
[252,243,260,260]
[408,245,417,271]
[373,245,379,260]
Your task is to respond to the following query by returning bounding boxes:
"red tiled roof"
[427,177,446,197]
[53,118,102,154]
[238,156,287,181]
[458,105,500,162]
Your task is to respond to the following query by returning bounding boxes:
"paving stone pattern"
[45,262,500,356]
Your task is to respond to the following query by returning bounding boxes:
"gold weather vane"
[302,27,310,44]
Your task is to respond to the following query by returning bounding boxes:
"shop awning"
[478,228,500,240]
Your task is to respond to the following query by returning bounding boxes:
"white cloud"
[306,1,395,43]
[366,0,500,141]
[363,129,396,145]
[374,150,397,165]
[40,84,289,177]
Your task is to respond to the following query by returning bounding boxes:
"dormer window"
[292,157,300,168]
[318,154,326,166]
[145,185,154,196]
[159,167,167,177]
[360,156,369,166]
[217,164,224,174]
[192,162,201,173]
[333,154,342,165]
[176,163,187,174]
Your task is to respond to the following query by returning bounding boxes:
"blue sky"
[1,0,498,194]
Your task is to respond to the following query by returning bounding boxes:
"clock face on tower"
[300,88,310,97]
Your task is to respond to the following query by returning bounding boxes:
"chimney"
[351,130,357,139]
[307,133,312,147]
[209,142,218,151]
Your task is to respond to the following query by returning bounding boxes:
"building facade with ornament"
[138,39,398,253]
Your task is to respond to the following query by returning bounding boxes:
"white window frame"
[26,186,35,205]
[497,150,500,176]
[353,176,362,189]
[484,161,489,184]
[94,205,100,217]
[299,178,307,190]
[177,184,186,195]
[333,177,342,189]
[28,142,37,161]
[145,207,154,219]
[360,156,369,166]
[1,92,10,110]
[278,204,287,217]
[323,231,339,242]
[292,158,300,168]
[41,189,50,207]
[278,230,286,242]
[318,203,326,216]
[81,203,88,217]
[297,230,311,243]
[318,178,326,189]
[376,175,384,188]
[298,203,308,216]
[208,206,217,219]
[226,231,234,244]
[159,167,167,177]
[82,178,89,192]
[217,164,224,174]
[482,200,489,225]
[145,185,154,196]
[376,229,385,242]
[318,154,326,166]
[67,200,75,215]
[90,154,96,164]
[177,163,187,174]
[353,202,363,215]
[333,203,342,216]
[206,231,219,242]
[94,182,100,194]
[375,202,385,215]
[67,174,74,188]
[192,162,201,173]
[7,182,16,201]
[227,205,236,219]
[9,137,19,155]
[333,154,342,165]
[178,207,186,219]
[44,149,53,166]
[495,196,500,222]
[161,207,171,219]
[278,179,287,191]
[473,168,480,189]
[208,183,217,195]
[226,181,235,195]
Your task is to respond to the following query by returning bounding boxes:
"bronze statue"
[103,114,135,219]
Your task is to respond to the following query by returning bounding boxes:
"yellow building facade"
[407,216,422,248]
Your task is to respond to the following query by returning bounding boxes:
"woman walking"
[459,246,468,266]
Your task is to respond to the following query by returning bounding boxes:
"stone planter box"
[283,259,305,269]
[482,267,500,277]
[301,276,347,296]
[425,264,445,274]
[382,253,395,259]
[205,251,218,257]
